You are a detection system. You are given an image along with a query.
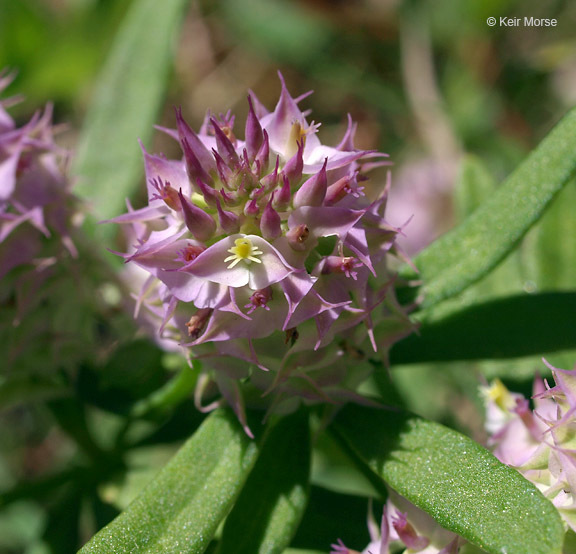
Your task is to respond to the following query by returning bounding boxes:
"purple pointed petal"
[288,206,364,240]
[211,117,240,169]
[181,137,214,188]
[141,142,190,201]
[245,95,264,162]
[260,72,307,155]
[102,203,170,224]
[127,230,188,267]
[175,107,216,172]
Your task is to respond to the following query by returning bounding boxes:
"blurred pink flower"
[483,360,576,531]
[0,70,77,280]
[331,492,462,554]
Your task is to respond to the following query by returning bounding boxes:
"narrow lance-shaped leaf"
[79,409,260,553]
[72,0,188,240]
[332,404,564,554]
[390,291,576,364]
[217,409,311,554]
[453,154,497,221]
[400,107,576,309]
[531,180,576,290]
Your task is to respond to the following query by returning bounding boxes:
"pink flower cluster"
[331,493,461,554]
[483,360,576,531]
[112,74,413,428]
[0,71,76,281]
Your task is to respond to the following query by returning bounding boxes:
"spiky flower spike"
[482,359,576,531]
[110,73,413,433]
[0,71,77,280]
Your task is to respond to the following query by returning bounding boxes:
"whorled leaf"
[332,404,564,554]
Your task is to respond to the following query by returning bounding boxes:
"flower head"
[110,73,413,429]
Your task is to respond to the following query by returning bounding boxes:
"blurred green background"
[1,0,576,552]
[3,0,575,250]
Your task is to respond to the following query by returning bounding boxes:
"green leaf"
[217,410,310,554]
[390,291,576,363]
[332,404,564,554]
[454,154,497,221]
[531,181,576,290]
[72,0,188,239]
[401,107,576,309]
[79,409,260,553]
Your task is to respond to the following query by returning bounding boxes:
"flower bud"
[261,156,279,190]
[254,129,270,174]
[281,139,303,187]
[244,198,260,217]
[293,158,327,208]
[211,117,240,169]
[273,174,291,211]
[245,95,263,163]
[212,149,233,189]
[175,107,215,173]
[195,178,218,206]
[177,188,216,241]
[181,137,213,188]
[215,198,240,234]
[260,194,282,240]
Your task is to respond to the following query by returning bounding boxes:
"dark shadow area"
[390,291,576,363]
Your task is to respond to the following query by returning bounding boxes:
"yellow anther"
[285,120,307,158]
[485,378,516,412]
[224,237,263,269]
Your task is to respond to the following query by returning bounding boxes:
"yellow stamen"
[224,237,263,269]
[285,120,307,158]
[485,378,516,412]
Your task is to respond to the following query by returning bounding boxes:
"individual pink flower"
[483,359,576,531]
[110,73,414,431]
